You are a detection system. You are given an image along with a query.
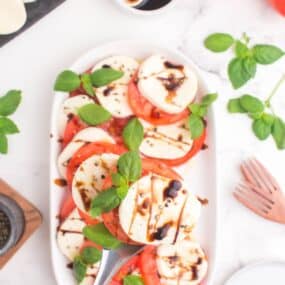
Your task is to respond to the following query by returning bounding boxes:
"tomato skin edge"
[269,0,285,15]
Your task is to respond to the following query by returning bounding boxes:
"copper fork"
[233,158,285,224]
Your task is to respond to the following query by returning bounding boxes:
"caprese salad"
[53,53,217,285]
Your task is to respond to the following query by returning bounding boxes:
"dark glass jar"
[0,194,24,256]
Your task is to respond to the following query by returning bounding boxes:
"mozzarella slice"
[72,153,119,214]
[57,127,115,178]
[80,264,101,285]
[92,56,139,117]
[156,240,208,285]
[58,95,94,136]
[119,174,201,245]
[57,209,85,261]
[140,119,193,160]
[138,54,198,114]
[0,0,27,35]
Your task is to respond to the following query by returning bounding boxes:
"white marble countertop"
[0,0,285,284]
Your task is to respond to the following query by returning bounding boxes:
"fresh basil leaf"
[262,113,275,126]
[272,118,285,149]
[235,40,249,58]
[204,33,234,52]
[242,57,256,78]
[78,103,111,125]
[81,73,95,96]
[0,90,22,116]
[91,68,124,87]
[73,257,87,283]
[228,58,252,89]
[0,118,19,134]
[188,114,204,139]
[249,112,263,120]
[227,98,247,113]
[118,151,142,183]
[81,247,102,265]
[83,223,122,249]
[189,103,207,117]
[253,44,284,65]
[54,70,81,92]
[239,95,264,113]
[0,134,8,154]
[123,275,144,285]
[123,118,144,151]
[201,93,218,107]
[252,119,271,140]
[90,187,121,217]
[116,184,129,200]
[112,173,127,187]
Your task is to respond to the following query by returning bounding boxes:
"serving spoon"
[94,245,142,285]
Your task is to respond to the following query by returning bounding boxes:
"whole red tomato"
[270,0,285,16]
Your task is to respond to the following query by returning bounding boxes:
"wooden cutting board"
[0,179,42,269]
[0,0,66,48]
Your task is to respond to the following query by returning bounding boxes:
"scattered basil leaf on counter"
[78,103,111,125]
[54,70,81,92]
[204,33,234,52]
[0,90,22,116]
[239,95,264,114]
[188,114,204,139]
[123,118,144,151]
[123,275,144,285]
[81,247,102,265]
[188,93,218,139]
[252,119,272,140]
[91,68,124,87]
[81,73,95,96]
[83,223,122,249]
[118,151,142,183]
[0,118,19,134]
[73,257,87,283]
[272,118,285,149]
[0,134,8,154]
[90,187,121,217]
[253,45,285,65]
[205,32,285,89]
[227,98,247,113]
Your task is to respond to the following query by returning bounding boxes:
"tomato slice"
[80,240,102,252]
[269,0,285,15]
[102,208,139,245]
[142,158,182,180]
[66,142,126,189]
[59,193,76,222]
[78,209,100,226]
[139,246,161,285]
[148,128,207,167]
[128,77,189,125]
[62,116,85,149]
[110,254,141,284]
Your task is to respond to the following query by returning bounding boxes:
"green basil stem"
[265,74,285,109]
[241,32,250,45]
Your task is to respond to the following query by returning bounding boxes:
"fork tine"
[233,191,270,219]
[237,183,273,208]
[236,184,272,210]
[241,159,271,192]
[240,162,260,187]
[252,158,281,192]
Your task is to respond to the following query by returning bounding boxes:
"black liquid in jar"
[129,0,173,11]
[0,210,11,249]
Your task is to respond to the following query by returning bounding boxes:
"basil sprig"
[228,75,285,149]
[73,246,102,283]
[0,90,22,154]
[188,93,218,139]
[123,275,144,285]
[204,32,284,89]
[90,151,142,217]
[123,118,144,151]
[83,223,122,249]
[78,103,111,125]
[54,67,124,93]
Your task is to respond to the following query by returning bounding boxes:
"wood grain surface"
[0,179,42,269]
